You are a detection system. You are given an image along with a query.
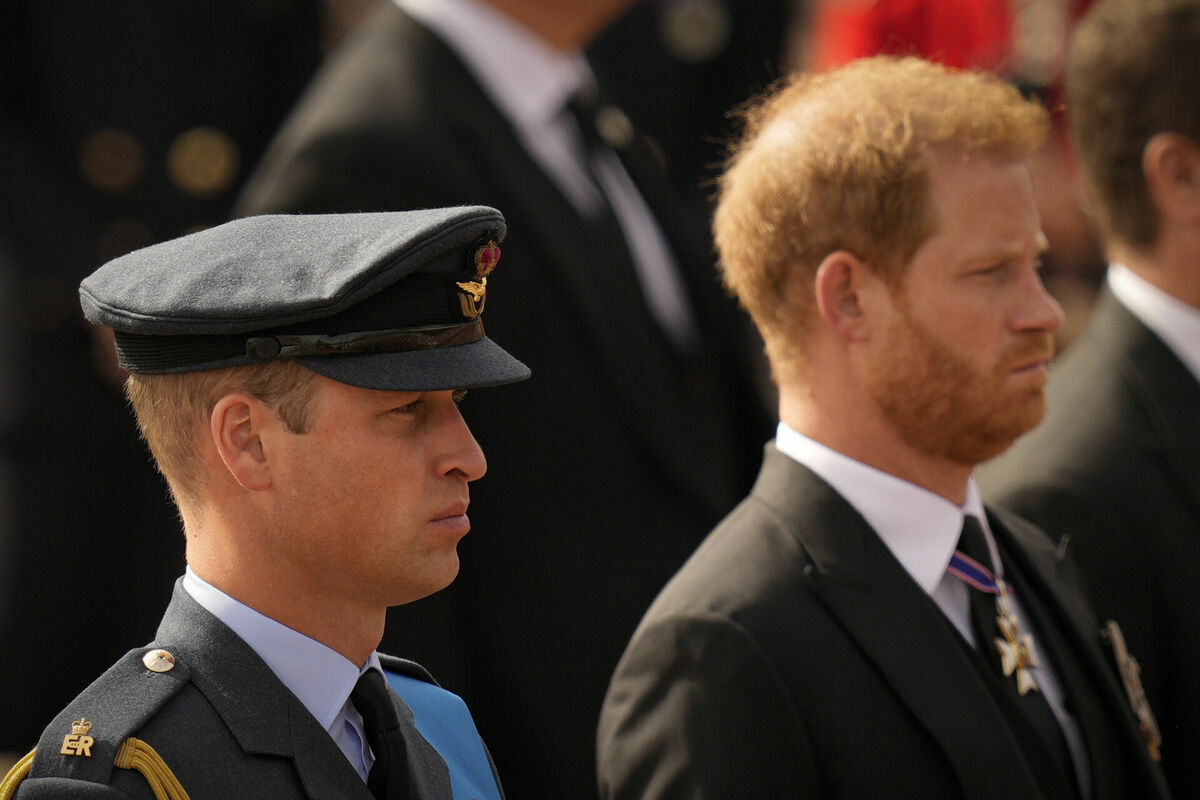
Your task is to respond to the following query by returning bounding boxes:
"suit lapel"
[1090,289,1200,523]
[991,509,1171,799]
[752,448,1045,799]
[399,11,732,512]
[155,582,374,800]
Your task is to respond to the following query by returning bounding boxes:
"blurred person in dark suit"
[982,1,1200,795]
[587,0,795,221]
[235,0,773,796]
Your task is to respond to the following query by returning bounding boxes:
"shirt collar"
[182,567,381,731]
[395,0,592,135]
[775,421,988,595]
[1107,262,1200,383]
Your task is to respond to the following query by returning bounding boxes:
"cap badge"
[457,240,500,319]
[60,718,95,757]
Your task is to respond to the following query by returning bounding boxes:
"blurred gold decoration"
[660,0,732,64]
[166,127,240,197]
[79,129,145,193]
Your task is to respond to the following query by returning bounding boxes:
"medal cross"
[993,587,1040,695]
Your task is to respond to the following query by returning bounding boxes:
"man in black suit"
[597,56,1169,799]
[7,208,526,798]
[981,1,1200,796]
[235,1,771,796]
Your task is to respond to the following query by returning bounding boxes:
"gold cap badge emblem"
[457,240,500,319]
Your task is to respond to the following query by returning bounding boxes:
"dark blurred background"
[1,0,1106,771]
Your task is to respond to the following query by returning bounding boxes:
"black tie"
[566,87,631,225]
[351,669,412,800]
[957,516,1081,797]
[566,88,703,361]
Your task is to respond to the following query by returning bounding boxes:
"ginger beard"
[868,298,1055,467]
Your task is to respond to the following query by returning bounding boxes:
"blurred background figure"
[235,1,787,795]
[796,0,1103,347]
[982,1,1200,796]
[0,0,323,759]
[588,0,796,222]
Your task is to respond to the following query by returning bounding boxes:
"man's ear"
[210,393,274,491]
[1144,133,1200,223]
[814,250,881,342]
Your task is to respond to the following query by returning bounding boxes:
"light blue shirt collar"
[182,567,381,778]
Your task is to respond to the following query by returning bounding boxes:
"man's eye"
[974,262,1010,278]
[394,400,422,414]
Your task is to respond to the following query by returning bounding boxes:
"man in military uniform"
[4,206,528,799]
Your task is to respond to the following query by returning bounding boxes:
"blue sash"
[385,671,502,800]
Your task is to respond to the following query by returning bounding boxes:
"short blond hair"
[125,360,319,508]
[714,56,1049,378]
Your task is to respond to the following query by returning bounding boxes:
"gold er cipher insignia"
[992,583,1040,695]
[61,717,95,757]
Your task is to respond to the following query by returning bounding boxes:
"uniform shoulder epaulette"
[2,646,192,799]
[378,653,436,684]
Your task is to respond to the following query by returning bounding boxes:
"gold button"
[596,106,634,149]
[142,649,176,673]
[167,126,240,197]
[660,0,731,64]
[79,129,145,193]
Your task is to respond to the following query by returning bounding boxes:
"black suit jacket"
[597,446,1169,799]
[235,5,772,797]
[17,581,490,799]
[982,286,1200,797]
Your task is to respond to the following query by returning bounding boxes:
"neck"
[185,514,383,666]
[779,387,972,506]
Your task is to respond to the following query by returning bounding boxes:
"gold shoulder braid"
[0,738,191,800]
[0,750,34,799]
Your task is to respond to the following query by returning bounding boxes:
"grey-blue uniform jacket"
[13,581,504,799]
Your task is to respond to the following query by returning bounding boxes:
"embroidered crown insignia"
[71,718,93,735]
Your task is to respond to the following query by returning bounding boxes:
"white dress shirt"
[182,567,382,780]
[1108,262,1200,382]
[775,422,1091,795]
[395,0,699,352]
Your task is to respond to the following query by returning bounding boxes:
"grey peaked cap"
[79,206,531,391]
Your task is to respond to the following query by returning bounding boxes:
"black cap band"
[115,320,486,374]
[246,321,484,359]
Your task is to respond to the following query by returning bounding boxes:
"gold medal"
[991,582,1040,695]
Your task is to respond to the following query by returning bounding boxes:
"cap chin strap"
[245,319,484,360]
